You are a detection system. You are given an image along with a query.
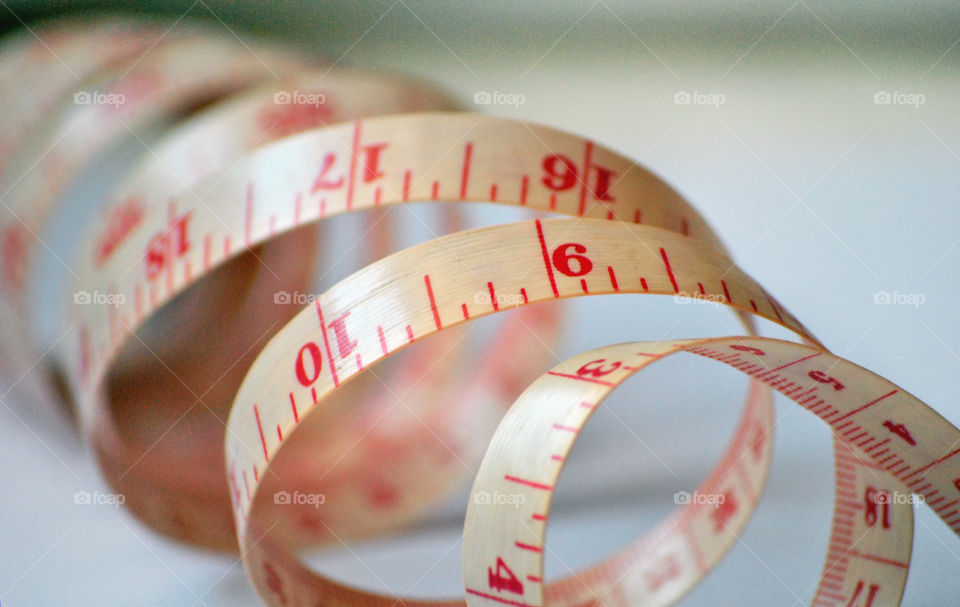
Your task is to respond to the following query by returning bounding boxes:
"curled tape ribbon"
[0,17,957,607]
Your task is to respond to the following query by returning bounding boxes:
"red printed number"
[541,153,615,201]
[846,580,879,607]
[711,490,738,532]
[144,212,191,280]
[295,342,323,386]
[864,486,891,529]
[552,243,593,277]
[577,358,621,377]
[311,144,388,193]
[488,557,523,595]
[311,152,344,191]
[882,420,916,446]
[730,344,765,356]
[328,311,357,358]
[808,370,844,391]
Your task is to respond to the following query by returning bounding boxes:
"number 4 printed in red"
[488,557,524,595]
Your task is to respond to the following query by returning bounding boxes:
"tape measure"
[1,17,957,607]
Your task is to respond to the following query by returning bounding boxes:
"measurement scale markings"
[345,121,361,209]
[424,274,442,329]
[545,370,614,386]
[314,301,340,387]
[834,389,899,422]
[659,247,679,293]
[503,475,552,491]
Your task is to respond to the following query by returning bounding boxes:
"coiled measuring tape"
[1,17,957,607]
